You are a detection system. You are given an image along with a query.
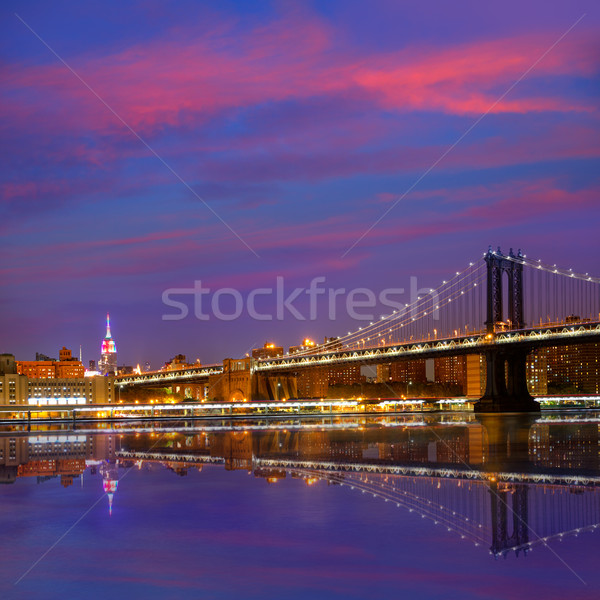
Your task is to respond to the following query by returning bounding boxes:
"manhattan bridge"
[118,247,600,412]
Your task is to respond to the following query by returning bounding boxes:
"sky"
[1,0,599,368]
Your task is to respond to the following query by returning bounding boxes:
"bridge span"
[116,247,600,412]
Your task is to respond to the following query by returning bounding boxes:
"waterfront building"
[0,355,115,406]
[17,359,55,379]
[526,352,548,396]
[0,354,17,375]
[252,342,284,360]
[545,343,600,394]
[434,356,466,388]
[56,347,85,378]
[289,338,316,355]
[1,375,115,406]
[98,313,117,376]
[465,354,486,397]
[376,360,428,386]
[0,373,29,406]
[462,346,597,397]
[16,346,84,379]
[163,354,193,370]
[30,374,115,405]
[296,364,365,398]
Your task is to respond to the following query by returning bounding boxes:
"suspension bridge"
[117,247,600,412]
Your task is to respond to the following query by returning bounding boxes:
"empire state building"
[99,313,117,375]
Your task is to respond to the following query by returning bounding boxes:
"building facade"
[289,338,316,355]
[545,343,600,394]
[376,360,428,386]
[162,354,193,371]
[434,356,466,389]
[16,346,84,379]
[465,354,486,397]
[0,374,115,406]
[1,355,115,406]
[252,343,284,360]
[296,364,365,398]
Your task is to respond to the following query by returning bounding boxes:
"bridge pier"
[205,358,297,402]
[489,481,530,557]
[476,414,537,469]
[477,248,539,413]
[474,348,539,413]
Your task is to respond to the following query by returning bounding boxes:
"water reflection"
[1,413,600,560]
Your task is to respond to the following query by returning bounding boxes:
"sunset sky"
[1,0,599,367]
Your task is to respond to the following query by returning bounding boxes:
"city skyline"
[2,0,599,367]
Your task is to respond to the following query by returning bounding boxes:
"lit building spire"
[103,477,118,516]
[99,313,117,375]
[101,461,119,517]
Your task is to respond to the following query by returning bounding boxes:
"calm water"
[1,412,600,599]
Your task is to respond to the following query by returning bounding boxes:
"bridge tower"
[485,247,525,333]
[489,481,530,557]
[476,248,539,413]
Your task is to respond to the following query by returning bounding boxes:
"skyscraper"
[98,313,117,375]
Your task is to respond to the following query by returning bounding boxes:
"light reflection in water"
[2,413,600,599]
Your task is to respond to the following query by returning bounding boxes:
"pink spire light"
[101,313,117,354]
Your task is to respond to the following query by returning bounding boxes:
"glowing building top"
[100,461,119,516]
[99,313,117,375]
[101,313,117,355]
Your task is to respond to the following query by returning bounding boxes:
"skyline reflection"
[2,413,600,564]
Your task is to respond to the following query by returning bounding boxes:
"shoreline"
[0,403,598,427]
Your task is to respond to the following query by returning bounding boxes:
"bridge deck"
[115,321,600,386]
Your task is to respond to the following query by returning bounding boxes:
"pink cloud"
[186,119,600,185]
[1,180,70,202]
[462,181,599,221]
[5,177,595,289]
[3,13,597,146]
[354,33,597,115]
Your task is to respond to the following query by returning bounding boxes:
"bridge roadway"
[116,320,600,386]
[116,364,223,387]
[255,321,600,373]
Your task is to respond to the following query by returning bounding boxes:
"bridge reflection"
[1,414,599,558]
